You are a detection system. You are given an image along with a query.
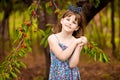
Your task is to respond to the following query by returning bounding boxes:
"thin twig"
[35,0,41,11]
[51,0,58,9]
[11,38,24,55]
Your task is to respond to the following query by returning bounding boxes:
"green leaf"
[18,33,22,39]
[91,49,95,56]
[99,53,103,62]
[91,41,97,46]
[23,25,28,32]
[0,61,8,68]
[39,29,46,36]
[44,38,48,48]
[94,53,97,61]
[45,27,52,34]
[19,62,26,69]
[102,53,109,62]
[15,62,21,68]
[5,73,10,79]
[25,39,31,46]
[101,53,106,63]
[19,50,26,57]
[14,68,20,73]
[45,2,50,8]
[14,29,19,38]
[40,38,46,46]
[45,2,53,15]
[10,71,17,78]
[13,31,21,44]
[54,9,60,14]
[27,47,32,52]
[47,7,53,15]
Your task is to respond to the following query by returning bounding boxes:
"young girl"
[48,6,87,80]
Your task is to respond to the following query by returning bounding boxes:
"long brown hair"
[53,10,86,38]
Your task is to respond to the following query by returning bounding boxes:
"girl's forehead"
[65,15,78,21]
[66,14,75,17]
[65,15,75,18]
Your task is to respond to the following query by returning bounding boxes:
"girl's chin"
[65,27,72,30]
[64,29,73,33]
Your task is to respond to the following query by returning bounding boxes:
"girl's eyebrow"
[65,16,70,18]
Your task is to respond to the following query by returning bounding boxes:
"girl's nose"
[68,23,71,26]
[68,21,72,25]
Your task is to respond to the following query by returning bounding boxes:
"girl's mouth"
[65,25,71,29]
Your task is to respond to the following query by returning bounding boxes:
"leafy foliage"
[39,24,53,48]
[83,41,110,63]
[0,23,31,80]
[0,4,36,80]
[45,1,53,15]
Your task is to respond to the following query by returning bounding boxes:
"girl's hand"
[80,36,88,45]
[76,36,88,46]
[76,38,83,45]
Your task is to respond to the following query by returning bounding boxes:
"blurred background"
[0,0,120,80]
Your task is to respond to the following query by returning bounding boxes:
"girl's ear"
[60,18,63,24]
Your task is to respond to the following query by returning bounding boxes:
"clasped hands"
[76,36,88,47]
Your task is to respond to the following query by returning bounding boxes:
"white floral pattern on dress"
[49,43,81,80]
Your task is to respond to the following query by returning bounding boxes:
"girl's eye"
[73,21,77,24]
[66,18,70,21]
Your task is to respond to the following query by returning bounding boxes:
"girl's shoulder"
[48,34,55,40]
[48,34,59,43]
[48,33,57,39]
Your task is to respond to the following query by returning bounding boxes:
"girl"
[48,6,87,80]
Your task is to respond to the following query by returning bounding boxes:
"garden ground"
[16,49,120,80]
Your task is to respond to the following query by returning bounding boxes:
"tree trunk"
[111,0,116,56]
[37,0,57,79]
[0,6,12,59]
[39,1,50,79]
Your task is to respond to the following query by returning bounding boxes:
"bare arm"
[69,36,88,68]
[48,34,79,61]
[69,44,83,68]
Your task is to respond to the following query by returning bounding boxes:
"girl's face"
[61,15,79,33]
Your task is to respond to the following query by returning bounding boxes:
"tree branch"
[77,0,111,25]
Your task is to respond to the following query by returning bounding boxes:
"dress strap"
[54,34,60,43]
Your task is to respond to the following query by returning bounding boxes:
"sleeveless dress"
[49,35,81,80]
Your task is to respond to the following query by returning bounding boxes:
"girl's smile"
[61,15,79,32]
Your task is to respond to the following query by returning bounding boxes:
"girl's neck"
[58,31,73,39]
[56,32,74,46]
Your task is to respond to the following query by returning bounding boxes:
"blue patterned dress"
[49,43,81,80]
